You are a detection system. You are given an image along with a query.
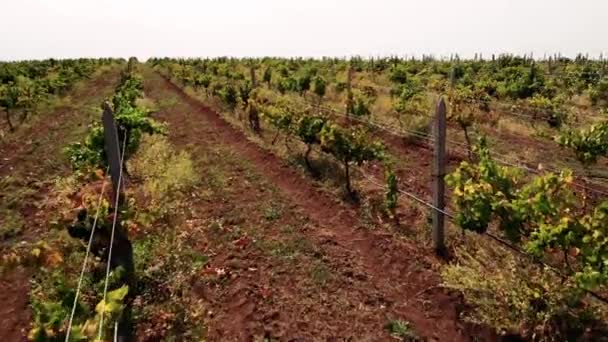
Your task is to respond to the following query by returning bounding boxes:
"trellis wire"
[350,162,608,305]
[304,99,608,196]
[64,166,110,342]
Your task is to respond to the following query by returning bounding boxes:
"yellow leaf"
[95,299,108,315]
[95,169,105,179]
[44,251,64,268]
[31,248,41,258]
[82,319,99,336]
[27,328,40,340]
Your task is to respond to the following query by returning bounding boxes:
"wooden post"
[101,101,135,341]
[250,65,257,88]
[432,98,447,255]
[347,64,354,90]
[346,63,354,117]
[449,67,456,88]
[102,102,122,201]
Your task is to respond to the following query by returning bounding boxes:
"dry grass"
[441,239,608,340]
[496,116,538,137]
[129,134,199,225]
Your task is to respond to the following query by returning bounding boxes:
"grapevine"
[65,71,165,172]
[558,121,608,166]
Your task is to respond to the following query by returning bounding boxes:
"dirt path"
[0,66,121,341]
[143,69,494,341]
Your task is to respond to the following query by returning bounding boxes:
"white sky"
[0,0,606,61]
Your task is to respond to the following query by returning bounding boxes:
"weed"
[292,236,316,256]
[156,96,179,111]
[311,262,332,286]
[208,219,223,233]
[224,209,246,226]
[203,164,228,190]
[135,97,158,112]
[263,205,283,221]
[290,148,345,186]
[441,246,608,340]
[0,209,24,240]
[398,114,432,145]
[280,225,296,234]
[385,319,419,341]
[254,229,317,262]
[0,175,37,210]
[129,134,198,225]
[497,117,536,137]
[132,237,157,273]
[132,229,208,341]
[358,198,377,229]
[266,240,299,259]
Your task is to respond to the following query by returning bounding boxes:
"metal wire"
[306,98,608,197]
[65,166,110,342]
[172,66,608,305]
[356,166,455,219]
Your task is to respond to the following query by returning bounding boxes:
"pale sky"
[1,0,606,61]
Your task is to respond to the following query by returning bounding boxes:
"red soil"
[144,70,496,341]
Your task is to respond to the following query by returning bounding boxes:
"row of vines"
[154,59,391,198]
[26,59,165,340]
[0,58,120,132]
[150,56,608,339]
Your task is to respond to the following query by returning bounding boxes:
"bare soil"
[143,69,497,341]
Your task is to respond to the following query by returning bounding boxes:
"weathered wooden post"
[449,67,456,89]
[250,65,257,88]
[101,101,135,341]
[345,62,354,118]
[102,102,122,200]
[432,98,447,255]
